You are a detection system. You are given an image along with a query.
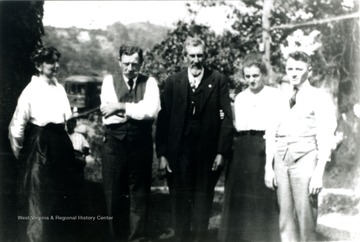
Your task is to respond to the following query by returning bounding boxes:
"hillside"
[42,22,169,79]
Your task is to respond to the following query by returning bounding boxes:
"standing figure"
[156,35,233,242]
[219,53,282,242]
[66,118,90,180]
[100,45,160,242]
[8,46,77,242]
[265,51,337,241]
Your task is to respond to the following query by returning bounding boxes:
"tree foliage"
[42,22,168,79]
[0,2,45,240]
[142,21,244,89]
[164,0,359,107]
[139,0,360,187]
[229,0,359,104]
[142,20,240,88]
[0,0,45,139]
[43,26,116,78]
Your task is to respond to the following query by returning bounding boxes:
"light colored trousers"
[275,149,318,242]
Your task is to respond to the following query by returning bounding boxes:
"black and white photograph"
[0,0,359,241]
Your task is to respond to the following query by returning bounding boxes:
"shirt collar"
[293,79,310,91]
[246,85,266,96]
[291,80,311,100]
[32,75,59,87]
[187,67,204,85]
[123,75,138,89]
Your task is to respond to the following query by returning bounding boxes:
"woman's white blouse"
[234,86,284,132]
[8,75,72,156]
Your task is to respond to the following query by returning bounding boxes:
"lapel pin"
[208,84,212,88]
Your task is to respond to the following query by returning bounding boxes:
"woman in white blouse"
[8,47,77,242]
[219,53,282,242]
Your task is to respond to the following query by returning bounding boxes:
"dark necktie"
[128,78,134,92]
[289,86,299,108]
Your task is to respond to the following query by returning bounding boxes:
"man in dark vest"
[156,36,233,242]
[100,45,160,242]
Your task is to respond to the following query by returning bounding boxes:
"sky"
[43,1,239,34]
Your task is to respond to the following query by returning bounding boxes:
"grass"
[319,193,360,216]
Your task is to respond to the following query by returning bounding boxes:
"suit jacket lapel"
[199,68,215,113]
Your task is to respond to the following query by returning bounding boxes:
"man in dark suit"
[156,36,233,242]
[100,45,160,242]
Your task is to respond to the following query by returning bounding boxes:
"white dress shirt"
[8,75,72,156]
[268,80,337,162]
[100,74,160,125]
[187,67,204,90]
[234,86,285,132]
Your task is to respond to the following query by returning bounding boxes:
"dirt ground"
[67,180,332,242]
[0,175,333,242]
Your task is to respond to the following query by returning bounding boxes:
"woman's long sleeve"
[8,91,30,158]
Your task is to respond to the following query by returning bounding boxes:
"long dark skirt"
[219,132,280,242]
[17,123,78,242]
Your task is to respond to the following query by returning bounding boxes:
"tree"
[143,0,360,188]
[42,22,169,79]
[232,0,360,187]
[142,20,244,90]
[0,1,45,241]
[0,1,45,133]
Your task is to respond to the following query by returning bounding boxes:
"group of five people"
[8,35,336,242]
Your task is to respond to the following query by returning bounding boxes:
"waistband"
[105,123,126,130]
[29,122,65,130]
[26,122,65,134]
[275,134,317,143]
[235,130,265,137]
[105,121,152,130]
[275,134,316,138]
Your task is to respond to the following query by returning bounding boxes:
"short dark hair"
[182,35,206,56]
[287,51,311,64]
[30,46,61,65]
[242,52,267,76]
[30,46,61,76]
[118,45,143,63]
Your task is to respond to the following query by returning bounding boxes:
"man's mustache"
[191,63,202,68]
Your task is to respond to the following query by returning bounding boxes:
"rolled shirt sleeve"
[125,77,161,120]
[100,75,118,108]
[100,75,126,125]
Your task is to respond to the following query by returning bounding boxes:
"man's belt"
[235,130,265,137]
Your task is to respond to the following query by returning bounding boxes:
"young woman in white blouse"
[8,47,78,242]
[219,53,283,242]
